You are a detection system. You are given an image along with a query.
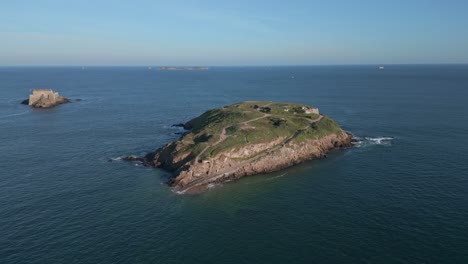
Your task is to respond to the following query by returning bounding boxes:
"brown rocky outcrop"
[151,131,351,193]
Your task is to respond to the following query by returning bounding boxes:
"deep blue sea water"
[1,65,467,263]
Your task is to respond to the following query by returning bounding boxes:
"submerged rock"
[122,156,145,162]
[23,89,71,108]
[133,101,352,193]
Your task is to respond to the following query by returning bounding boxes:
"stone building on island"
[23,89,70,108]
[29,89,59,105]
[301,106,319,115]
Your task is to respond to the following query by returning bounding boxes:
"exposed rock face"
[135,101,352,193]
[22,89,70,108]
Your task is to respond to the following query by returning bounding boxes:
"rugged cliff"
[140,101,352,193]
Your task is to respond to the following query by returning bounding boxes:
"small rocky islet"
[21,89,72,108]
[126,101,353,193]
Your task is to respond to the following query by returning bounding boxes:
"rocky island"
[132,101,352,193]
[158,66,209,71]
[22,89,70,108]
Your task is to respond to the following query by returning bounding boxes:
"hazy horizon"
[2,63,468,68]
[1,0,468,66]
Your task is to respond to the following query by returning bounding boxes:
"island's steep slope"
[144,101,352,193]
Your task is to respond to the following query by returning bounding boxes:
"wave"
[163,124,186,130]
[172,182,223,194]
[351,136,394,147]
[365,137,394,144]
[0,110,30,120]
[266,173,287,181]
[110,156,124,161]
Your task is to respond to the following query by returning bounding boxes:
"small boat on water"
[378,66,385,70]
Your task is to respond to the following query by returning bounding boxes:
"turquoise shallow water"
[1,65,468,263]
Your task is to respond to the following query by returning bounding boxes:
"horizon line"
[1,63,468,68]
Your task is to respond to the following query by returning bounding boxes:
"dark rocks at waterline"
[171,123,192,130]
[122,156,145,162]
[22,98,81,105]
[120,155,156,167]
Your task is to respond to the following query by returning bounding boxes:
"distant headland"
[158,66,209,71]
[125,101,352,193]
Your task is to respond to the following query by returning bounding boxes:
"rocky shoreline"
[171,135,349,194]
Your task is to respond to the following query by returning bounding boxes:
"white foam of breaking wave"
[207,183,223,189]
[350,136,394,148]
[266,173,287,181]
[110,156,124,161]
[163,124,186,131]
[365,137,394,144]
[351,137,361,146]
[174,189,186,195]
[172,182,223,194]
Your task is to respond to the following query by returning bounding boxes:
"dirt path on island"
[195,103,272,163]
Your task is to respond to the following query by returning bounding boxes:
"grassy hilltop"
[173,101,342,162]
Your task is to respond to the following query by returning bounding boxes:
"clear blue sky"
[1,0,468,66]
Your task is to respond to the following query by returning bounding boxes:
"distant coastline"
[158,66,209,71]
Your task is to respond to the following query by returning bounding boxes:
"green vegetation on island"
[171,101,340,161]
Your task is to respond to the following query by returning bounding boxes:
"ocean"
[1,65,467,263]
